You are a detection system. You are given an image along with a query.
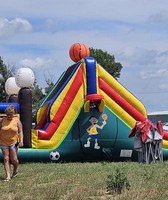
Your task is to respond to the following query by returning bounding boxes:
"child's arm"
[96,120,107,129]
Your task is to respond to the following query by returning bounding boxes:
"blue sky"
[1,0,168,113]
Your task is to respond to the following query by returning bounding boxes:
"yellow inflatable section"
[97,64,147,128]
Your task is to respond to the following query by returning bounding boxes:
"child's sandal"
[4,177,11,182]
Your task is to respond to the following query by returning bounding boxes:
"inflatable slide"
[1,56,168,162]
[29,57,149,162]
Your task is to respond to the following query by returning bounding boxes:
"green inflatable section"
[0,107,138,162]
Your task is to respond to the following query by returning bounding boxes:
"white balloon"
[15,68,35,88]
[5,77,21,95]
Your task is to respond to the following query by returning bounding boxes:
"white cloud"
[19,57,52,70]
[149,10,168,24]
[159,83,168,90]
[118,47,168,69]
[118,47,156,67]
[140,69,168,79]
[0,18,32,38]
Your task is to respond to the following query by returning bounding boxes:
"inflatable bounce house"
[1,43,168,163]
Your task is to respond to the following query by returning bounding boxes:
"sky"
[0,0,168,113]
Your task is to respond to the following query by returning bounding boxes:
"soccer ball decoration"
[49,151,60,161]
[69,43,90,62]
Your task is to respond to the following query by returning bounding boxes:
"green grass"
[0,161,168,200]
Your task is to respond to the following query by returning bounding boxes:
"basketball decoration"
[69,43,90,62]
[102,114,108,121]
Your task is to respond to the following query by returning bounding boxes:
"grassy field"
[0,161,168,200]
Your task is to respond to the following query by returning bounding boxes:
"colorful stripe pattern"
[32,57,153,149]
[32,63,85,148]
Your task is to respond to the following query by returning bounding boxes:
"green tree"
[32,73,55,113]
[44,78,54,94]
[0,57,14,102]
[32,82,44,112]
[90,48,123,79]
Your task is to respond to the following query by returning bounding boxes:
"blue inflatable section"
[0,102,20,113]
[85,57,97,95]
